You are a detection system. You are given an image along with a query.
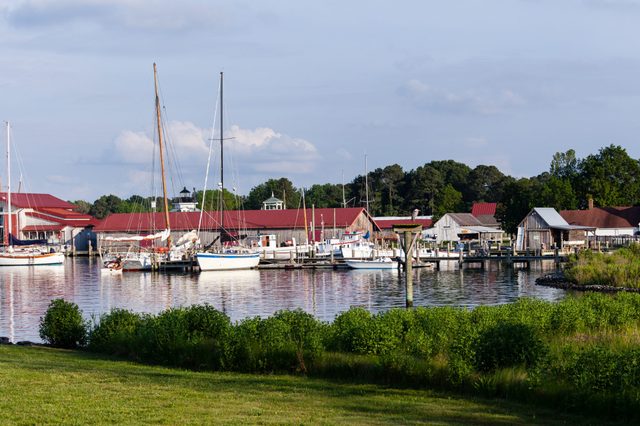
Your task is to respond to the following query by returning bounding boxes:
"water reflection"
[0,258,565,342]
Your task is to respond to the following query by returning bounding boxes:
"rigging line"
[198,76,222,235]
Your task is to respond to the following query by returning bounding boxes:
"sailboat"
[99,64,197,271]
[0,122,64,266]
[196,73,260,271]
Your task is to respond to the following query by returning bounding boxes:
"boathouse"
[0,192,98,252]
[430,213,503,244]
[516,207,595,251]
[93,207,379,249]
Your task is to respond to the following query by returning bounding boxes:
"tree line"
[71,145,640,235]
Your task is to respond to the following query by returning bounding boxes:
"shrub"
[474,322,547,372]
[327,307,377,354]
[39,298,88,348]
[89,309,143,355]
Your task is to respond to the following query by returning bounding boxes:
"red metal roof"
[374,218,433,230]
[39,207,93,220]
[560,207,640,229]
[471,202,497,217]
[0,192,76,209]
[94,208,373,233]
[26,211,99,227]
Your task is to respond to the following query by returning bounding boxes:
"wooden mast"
[220,72,225,237]
[5,122,11,248]
[153,63,172,248]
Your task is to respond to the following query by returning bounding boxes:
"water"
[0,258,566,343]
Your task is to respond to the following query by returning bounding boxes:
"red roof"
[0,192,76,209]
[560,207,640,229]
[26,211,99,227]
[374,218,433,230]
[94,208,374,233]
[471,202,497,217]
[39,207,93,220]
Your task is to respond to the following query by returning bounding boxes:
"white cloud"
[226,125,320,174]
[399,79,526,115]
[111,121,319,177]
[113,130,154,164]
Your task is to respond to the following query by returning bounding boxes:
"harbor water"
[0,258,566,343]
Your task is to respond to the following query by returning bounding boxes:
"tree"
[90,195,124,219]
[578,145,640,207]
[195,189,242,211]
[245,178,300,210]
[464,165,510,204]
[538,174,578,211]
[403,165,444,215]
[305,183,344,208]
[550,149,578,181]
[496,178,538,235]
[70,200,92,215]
[433,184,465,221]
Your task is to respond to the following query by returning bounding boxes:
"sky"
[1,0,640,202]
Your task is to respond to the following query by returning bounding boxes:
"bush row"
[39,293,640,418]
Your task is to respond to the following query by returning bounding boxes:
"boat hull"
[345,259,398,270]
[196,252,260,271]
[0,252,65,266]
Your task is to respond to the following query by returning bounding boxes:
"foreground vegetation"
[39,294,640,422]
[564,245,640,289]
[0,345,625,425]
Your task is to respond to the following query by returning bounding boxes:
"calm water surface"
[0,258,566,342]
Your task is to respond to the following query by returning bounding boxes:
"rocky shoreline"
[536,273,640,293]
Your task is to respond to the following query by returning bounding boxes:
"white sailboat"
[345,257,399,270]
[196,72,260,271]
[0,122,64,266]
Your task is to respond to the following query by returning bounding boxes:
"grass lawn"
[0,345,622,425]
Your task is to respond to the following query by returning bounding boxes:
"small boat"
[101,263,123,274]
[345,257,399,270]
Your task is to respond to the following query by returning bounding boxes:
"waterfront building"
[515,207,594,251]
[0,192,97,252]
[94,207,379,249]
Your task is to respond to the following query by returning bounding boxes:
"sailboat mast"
[365,154,370,213]
[220,72,224,233]
[153,63,172,248]
[5,122,11,247]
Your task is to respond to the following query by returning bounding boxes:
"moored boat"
[345,257,399,269]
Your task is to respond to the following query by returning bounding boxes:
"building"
[373,215,433,241]
[516,207,594,251]
[94,207,379,249]
[0,192,98,252]
[171,187,199,212]
[430,213,503,244]
[471,202,500,227]
[262,193,285,210]
[560,206,640,247]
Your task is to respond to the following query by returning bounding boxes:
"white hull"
[257,245,311,260]
[345,258,398,269]
[196,251,260,271]
[0,252,65,266]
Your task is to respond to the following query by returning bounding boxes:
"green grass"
[0,345,624,425]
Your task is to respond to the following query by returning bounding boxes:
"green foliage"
[245,178,300,210]
[88,309,143,355]
[564,245,640,288]
[474,322,547,372]
[39,299,88,349]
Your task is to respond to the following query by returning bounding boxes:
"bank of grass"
[0,345,622,425]
[564,244,640,288]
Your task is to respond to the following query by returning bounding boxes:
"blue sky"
[1,0,640,202]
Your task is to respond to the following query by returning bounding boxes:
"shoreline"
[535,273,640,293]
